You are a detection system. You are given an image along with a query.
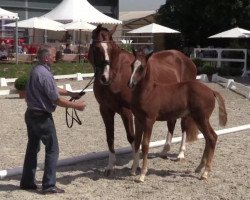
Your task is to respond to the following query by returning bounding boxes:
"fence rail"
[0,73,249,100]
[193,48,249,77]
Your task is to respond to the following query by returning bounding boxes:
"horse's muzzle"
[99,75,111,85]
[127,80,135,89]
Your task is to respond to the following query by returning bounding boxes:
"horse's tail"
[184,117,198,143]
[214,91,227,126]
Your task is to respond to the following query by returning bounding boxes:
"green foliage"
[200,63,217,75]
[120,44,133,52]
[0,62,94,78]
[14,75,28,91]
[155,0,250,47]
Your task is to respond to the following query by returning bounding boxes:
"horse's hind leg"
[195,119,217,180]
[177,118,187,160]
[159,119,176,158]
[100,105,116,176]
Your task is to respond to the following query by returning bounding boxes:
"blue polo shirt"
[26,64,59,113]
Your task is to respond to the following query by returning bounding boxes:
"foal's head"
[88,24,118,85]
[128,50,152,89]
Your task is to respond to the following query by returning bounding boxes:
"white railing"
[193,48,249,77]
[0,73,94,87]
[212,74,250,100]
[0,73,249,100]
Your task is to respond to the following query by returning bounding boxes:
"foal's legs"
[131,118,143,176]
[120,107,135,147]
[138,119,154,182]
[99,105,116,176]
[194,118,217,180]
[159,120,176,158]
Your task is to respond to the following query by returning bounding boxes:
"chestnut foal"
[128,51,227,182]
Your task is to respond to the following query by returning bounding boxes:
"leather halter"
[90,40,112,72]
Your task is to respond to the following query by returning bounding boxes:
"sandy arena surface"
[0,80,249,200]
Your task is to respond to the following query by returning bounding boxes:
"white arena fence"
[0,72,249,179]
[0,73,249,100]
[0,124,250,179]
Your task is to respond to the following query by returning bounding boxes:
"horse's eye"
[138,65,144,73]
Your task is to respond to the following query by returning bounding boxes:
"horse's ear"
[110,25,118,35]
[132,48,137,57]
[97,24,102,29]
[146,51,153,61]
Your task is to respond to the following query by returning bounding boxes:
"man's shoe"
[42,186,65,194]
[20,184,38,190]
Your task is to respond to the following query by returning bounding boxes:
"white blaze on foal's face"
[100,42,110,81]
[130,59,142,86]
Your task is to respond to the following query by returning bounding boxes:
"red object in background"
[28,46,37,54]
[0,38,25,45]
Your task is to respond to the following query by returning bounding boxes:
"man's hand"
[68,91,85,100]
[74,100,86,111]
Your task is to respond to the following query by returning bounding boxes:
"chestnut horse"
[128,51,227,182]
[88,25,197,175]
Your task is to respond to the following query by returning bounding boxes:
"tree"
[155,0,250,47]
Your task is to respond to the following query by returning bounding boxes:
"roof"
[119,11,156,30]
[0,7,18,19]
[42,0,122,24]
[119,11,156,22]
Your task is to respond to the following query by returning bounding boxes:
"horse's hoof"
[200,175,208,181]
[200,171,208,181]
[131,171,136,176]
[134,177,144,183]
[131,167,140,176]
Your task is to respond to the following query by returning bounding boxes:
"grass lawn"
[0,61,94,78]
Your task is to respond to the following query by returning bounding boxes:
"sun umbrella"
[127,23,180,51]
[208,27,250,38]
[63,21,96,62]
[4,17,65,43]
[0,8,19,64]
[63,20,96,31]
[4,17,65,31]
[128,23,180,34]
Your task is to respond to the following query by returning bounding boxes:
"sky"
[119,0,166,12]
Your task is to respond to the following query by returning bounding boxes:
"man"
[62,31,72,43]
[20,45,86,194]
[63,43,72,54]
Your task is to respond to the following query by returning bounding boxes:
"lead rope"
[66,76,95,128]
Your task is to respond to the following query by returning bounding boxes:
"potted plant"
[14,75,28,98]
[201,63,217,81]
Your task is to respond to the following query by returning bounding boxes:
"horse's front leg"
[100,105,116,176]
[120,107,135,150]
[131,118,143,176]
[137,118,154,182]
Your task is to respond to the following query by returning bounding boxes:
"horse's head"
[88,24,118,85]
[128,49,153,89]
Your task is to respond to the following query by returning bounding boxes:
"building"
[0,0,119,43]
[0,0,118,20]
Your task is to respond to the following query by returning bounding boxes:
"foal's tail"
[183,117,198,143]
[214,91,227,126]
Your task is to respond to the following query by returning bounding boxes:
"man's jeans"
[20,109,59,189]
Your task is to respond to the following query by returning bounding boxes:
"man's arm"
[56,96,86,111]
[57,87,82,99]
